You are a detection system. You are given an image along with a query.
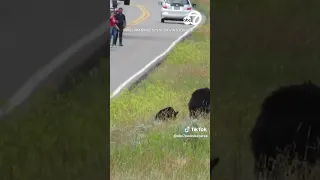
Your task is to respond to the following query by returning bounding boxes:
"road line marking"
[130,5,150,26]
[0,20,111,117]
[0,4,150,118]
[110,11,204,99]
[126,4,149,29]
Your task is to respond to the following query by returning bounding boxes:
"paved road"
[0,0,107,105]
[110,0,202,95]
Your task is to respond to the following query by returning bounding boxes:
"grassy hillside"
[110,0,211,179]
[212,0,320,179]
[0,59,109,180]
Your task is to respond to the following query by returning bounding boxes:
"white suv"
[159,0,196,23]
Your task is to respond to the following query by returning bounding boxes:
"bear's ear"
[175,111,179,116]
[211,157,220,169]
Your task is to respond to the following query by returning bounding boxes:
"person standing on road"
[110,11,119,48]
[115,8,126,46]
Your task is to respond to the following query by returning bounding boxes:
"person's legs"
[114,29,118,45]
[110,27,113,47]
[112,28,118,46]
[118,27,123,46]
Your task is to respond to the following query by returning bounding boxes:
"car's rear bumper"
[161,12,189,20]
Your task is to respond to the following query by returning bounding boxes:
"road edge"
[0,3,150,119]
[0,21,109,119]
[110,11,207,99]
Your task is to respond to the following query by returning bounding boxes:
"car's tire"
[112,0,118,9]
[161,18,165,23]
[124,0,130,5]
[112,0,117,8]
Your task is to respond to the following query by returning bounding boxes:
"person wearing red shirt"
[110,11,119,48]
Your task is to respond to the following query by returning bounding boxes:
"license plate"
[174,6,180,10]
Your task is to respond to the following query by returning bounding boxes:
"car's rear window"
[166,0,189,5]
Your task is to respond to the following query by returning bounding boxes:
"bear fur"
[250,81,320,178]
[188,88,210,118]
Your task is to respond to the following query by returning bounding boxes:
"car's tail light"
[187,7,192,10]
[163,5,167,8]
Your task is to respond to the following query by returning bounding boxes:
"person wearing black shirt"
[115,8,126,46]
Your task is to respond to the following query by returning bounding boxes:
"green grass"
[212,0,320,179]
[110,1,210,179]
[0,59,108,180]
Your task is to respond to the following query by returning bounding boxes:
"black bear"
[250,81,320,178]
[155,107,179,121]
[188,88,210,118]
